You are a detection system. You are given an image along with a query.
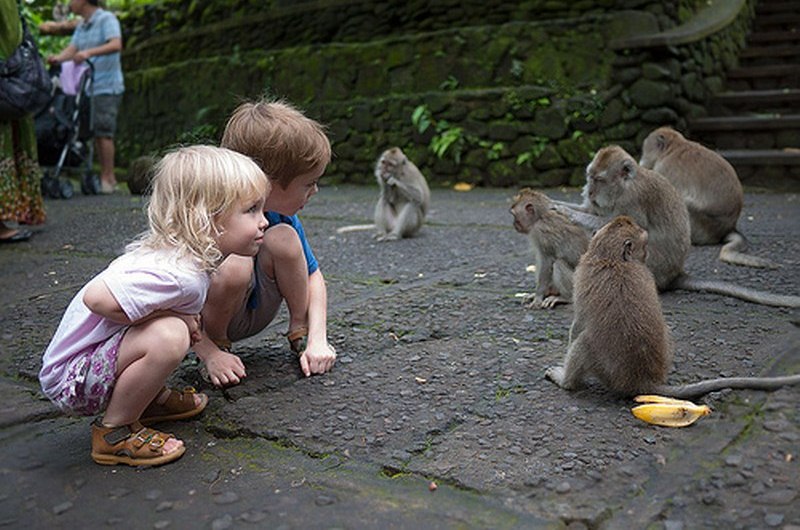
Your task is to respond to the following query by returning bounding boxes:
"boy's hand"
[299,341,336,377]
[204,349,247,387]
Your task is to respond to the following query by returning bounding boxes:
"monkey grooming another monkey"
[640,126,776,268]
[554,146,800,308]
[545,216,800,399]
[372,147,430,241]
[510,188,589,308]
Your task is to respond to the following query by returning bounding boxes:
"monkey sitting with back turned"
[545,216,800,399]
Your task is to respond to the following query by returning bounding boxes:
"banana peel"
[631,395,712,427]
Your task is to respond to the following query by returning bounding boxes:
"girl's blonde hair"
[221,98,331,189]
[129,145,269,271]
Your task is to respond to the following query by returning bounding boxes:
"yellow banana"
[633,395,695,406]
[631,396,711,427]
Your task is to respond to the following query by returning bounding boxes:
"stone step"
[719,149,800,165]
[756,1,800,14]
[748,31,800,44]
[740,44,800,60]
[713,88,800,107]
[726,64,800,79]
[753,13,800,30]
[689,114,800,131]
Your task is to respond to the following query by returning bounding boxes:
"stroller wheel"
[59,180,74,199]
[81,172,100,195]
[42,173,63,199]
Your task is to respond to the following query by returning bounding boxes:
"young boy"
[193,98,337,385]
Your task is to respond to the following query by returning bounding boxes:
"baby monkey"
[546,216,800,399]
[510,188,589,309]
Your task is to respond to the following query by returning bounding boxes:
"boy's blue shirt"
[265,211,319,275]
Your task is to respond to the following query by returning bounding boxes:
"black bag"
[0,10,52,121]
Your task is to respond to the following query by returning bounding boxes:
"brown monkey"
[545,216,800,398]
[640,127,776,268]
[510,188,589,308]
[555,146,800,308]
[373,147,430,241]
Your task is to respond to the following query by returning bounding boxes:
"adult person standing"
[47,0,124,194]
[0,0,47,242]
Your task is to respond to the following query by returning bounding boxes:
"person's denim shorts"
[91,94,122,138]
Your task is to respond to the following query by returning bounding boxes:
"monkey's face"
[510,200,533,234]
[375,148,406,182]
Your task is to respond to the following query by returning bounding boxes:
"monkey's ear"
[621,160,636,180]
[622,239,633,261]
[525,202,537,218]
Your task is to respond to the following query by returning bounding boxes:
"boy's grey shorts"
[91,94,122,138]
[226,264,284,342]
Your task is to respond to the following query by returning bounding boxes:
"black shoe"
[0,228,33,243]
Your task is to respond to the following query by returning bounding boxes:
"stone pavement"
[0,185,798,529]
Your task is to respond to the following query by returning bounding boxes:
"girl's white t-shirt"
[39,247,210,399]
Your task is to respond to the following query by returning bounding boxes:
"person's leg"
[96,136,117,191]
[201,254,254,347]
[261,224,309,335]
[91,95,121,192]
[101,315,196,455]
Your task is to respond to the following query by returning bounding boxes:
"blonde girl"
[39,145,269,467]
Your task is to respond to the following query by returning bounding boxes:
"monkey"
[509,188,589,308]
[639,126,777,268]
[553,145,800,308]
[372,147,430,241]
[335,147,431,241]
[545,216,800,399]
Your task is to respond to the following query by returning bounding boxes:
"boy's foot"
[91,419,185,467]
[140,387,208,425]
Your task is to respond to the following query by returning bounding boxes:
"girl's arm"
[83,278,202,343]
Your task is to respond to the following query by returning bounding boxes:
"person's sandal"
[140,387,208,425]
[286,326,308,355]
[91,419,185,467]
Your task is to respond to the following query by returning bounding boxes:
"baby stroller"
[35,60,101,198]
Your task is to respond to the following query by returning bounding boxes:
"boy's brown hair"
[221,98,331,189]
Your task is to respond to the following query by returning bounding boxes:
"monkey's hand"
[203,349,247,387]
[299,341,337,377]
[541,295,568,309]
[523,293,544,309]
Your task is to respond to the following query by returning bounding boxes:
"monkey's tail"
[657,374,800,399]
[718,231,780,269]
[336,224,376,234]
[672,274,800,308]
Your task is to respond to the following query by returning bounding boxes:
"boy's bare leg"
[261,224,309,335]
[195,255,253,386]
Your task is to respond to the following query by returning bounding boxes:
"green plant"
[411,105,468,163]
[439,75,459,91]
[515,136,549,166]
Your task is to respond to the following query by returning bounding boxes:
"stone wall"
[116,0,752,187]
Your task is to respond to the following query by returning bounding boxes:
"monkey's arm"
[386,177,427,206]
[552,205,605,232]
[550,198,591,213]
[298,270,337,377]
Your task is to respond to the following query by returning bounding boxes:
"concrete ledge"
[611,0,746,50]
